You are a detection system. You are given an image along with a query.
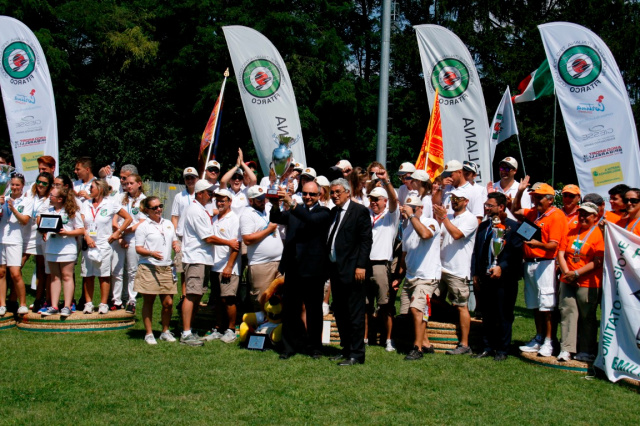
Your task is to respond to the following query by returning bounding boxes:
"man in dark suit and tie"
[327,178,373,366]
[471,192,523,361]
[269,181,331,359]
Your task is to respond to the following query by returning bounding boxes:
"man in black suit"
[269,181,331,359]
[327,178,373,366]
[471,192,523,361]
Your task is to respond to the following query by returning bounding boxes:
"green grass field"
[0,259,638,425]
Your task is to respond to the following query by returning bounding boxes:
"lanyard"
[372,210,387,227]
[254,208,269,229]
[535,207,557,224]
[149,219,166,245]
[33,196,45,218]
[626,217,640,232]
[573,225,597,256]
[89,201,102,222]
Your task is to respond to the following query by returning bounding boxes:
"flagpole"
[551,88,557,187]
[201,68,230,179]
[423,89,438,172]
[515,134,526,176]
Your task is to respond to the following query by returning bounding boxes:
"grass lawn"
[1,259,638,424]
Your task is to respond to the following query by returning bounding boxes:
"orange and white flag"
[415,90,444,180]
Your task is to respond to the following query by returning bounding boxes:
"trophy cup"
[266,135,294,199]
[487,216,506,275]
[0,164,15,196]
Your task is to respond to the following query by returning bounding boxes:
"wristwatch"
[409,214,415,220]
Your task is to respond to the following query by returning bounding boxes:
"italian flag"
[511,59,555,103]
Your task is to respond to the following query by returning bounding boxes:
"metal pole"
[515,133,527,176]
[376,0,391,167]
[201,68,230,179]
[551,89,557,186]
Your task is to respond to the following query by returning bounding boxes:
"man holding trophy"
[471,192,523,361]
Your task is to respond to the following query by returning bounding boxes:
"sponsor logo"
[100,209,108,216]
[17,206,24,213]
[14,89,36,105]
[577,95,605,114]
[558,45,602,87]
[242,59,281,98]
[16,115,41,128]
[13,136,46,149]
[491,114,503,141]
[20,151,43,172]
[1,40,38,85]
[592,162,623,187]
[580,124,614,141]
[61,213,69,224]
[430,58,470,99]
[132,207,139,215]
[582,146,622,163]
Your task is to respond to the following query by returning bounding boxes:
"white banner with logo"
[595,223,640,383]
[223,26,306,176]
[0,16,58,181]
[414,25,491,184]
[539,22,640,200]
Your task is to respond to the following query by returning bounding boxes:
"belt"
[370,260,389,266]
[524,257,554,263]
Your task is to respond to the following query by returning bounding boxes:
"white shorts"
[81,245,112,278]
[1,243,22,267]
[46,253,78,263]
[523,259,556,311]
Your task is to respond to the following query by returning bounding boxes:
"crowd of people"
[0,148,631,366]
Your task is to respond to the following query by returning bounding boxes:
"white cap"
[301,167,317,179]
[214,188,233,199]
[500,157,518,169]
[183,167,198,177]
[410,170,430,182]
[206,160,221,169]
[194,179,214,193]
[404,196,423,207]
[293,162,305,171]
[397,162,417,175]
[441,160,463,177]
[368,187,389,199]
[450,187,469,199]
[316,176,330,187]
[231,168,244,176]
[247,185,266,199]
[336,160,352,170]
[463,161,479,174]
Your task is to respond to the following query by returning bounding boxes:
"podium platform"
[17,309,135,333]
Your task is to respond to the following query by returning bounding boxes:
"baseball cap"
[529,182,555,196]
[562,184,581,195]
[404,196,423,207]
[451,187,469,199]
[500,157,518,169]
[231,168,244,177]
[293,162,305,171]
[316,176,330,187]
[247,185,266,199]
[368,187,388,199]
[441,160,463,177]
[245,160,258,169]
[206,160,221,170]
[301,167,317,179]
[410,170,430,182]
[583,193,605,206]
[214,188,233,199]
[578,202,599,215]
[336,160,352,170]
[397,162,417,175]
[194,179,214,193]
[183,167,198,177]
[463,161,479,174]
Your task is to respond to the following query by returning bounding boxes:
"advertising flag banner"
[415,89,444,180]
[489,86,519,161]
[539,22,640,199]
[0,16,58,181]
[414,24,491,184]
[595,223,640,383]
[223,26,306,175]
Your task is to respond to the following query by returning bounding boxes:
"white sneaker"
[385,339,396,352]
[537,339,553,357]
[557,350,571,362]
[98,303,109,314]
[519,335,543,353]
[201,329,223,341]
[17,305,29,315]
[0,306,6,315]
[144,334,157,345]
[322,302,330,316]
[159,331,177,342]
[220,329,237,343]
[83,302,94,314]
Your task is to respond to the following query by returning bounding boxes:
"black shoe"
[421,345,435,354]
[308,350,323,360]
[125,302,136,314]
[404,346,424,361]
[329,354,346,361]
[338,358,363,366]
[31,299,44,313]
[279,352,295,360]
[494,353,508,362]
[472,350,493,359]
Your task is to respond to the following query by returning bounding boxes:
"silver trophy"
[266,135,294,199]
[0,164,16,196]
[488,216,506,275]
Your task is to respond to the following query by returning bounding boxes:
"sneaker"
[125,302,136,314]
[575,352,596,362]
[60,307,72,317]
[159,331,177,342]
[404,346,424,361]
[38,302,50,314]
[322,302,330,316]
[519,335,543,353]
[220,329,237,343]
[421,345,436,354]
[537,339,553,357]
[0,306,7,316]
[180,333,204,347]
[385,339,396,352]
[17,306,28,315]
[83,302,94,314]
[446,344,472,355]
[144,334,157,345]
[70,303,76,313]
[41,306,60,316]
[109,304,119,311]
[98,303,109,314]
[201,329,223,341]
[557,350,571,362]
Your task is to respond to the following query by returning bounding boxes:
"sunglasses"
[624,198,640,205]
[11,172,24,179]
[302,192,318,197]
[499,166,514,172]
[185,175,197,180]
[149,204,164,210]
[562,193,578,198]
[369,196,380,202]
[484,203,498,208]
[330,190,344,196]
[450,196,466,202]
[402,175,413,181]
[36,180,50,186]
[207,167,220,173]
[231,175,243,180]
[206,190,215,196]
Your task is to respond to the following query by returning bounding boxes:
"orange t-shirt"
[614,216,640,237]
[604,210,622,223]
[564,209,579,228]
[523,207,567,259]
[559,225,604,288]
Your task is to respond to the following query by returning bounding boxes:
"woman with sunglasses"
[39,188,84,316]
[81,179,132,314]
[0,173,34,315]
[111,174,146,313]
[25,172,53,312]
[134,197,180,344]
[614,188,640,236]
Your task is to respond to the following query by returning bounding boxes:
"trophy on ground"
[266,135,294,199]
[487,216,506,275]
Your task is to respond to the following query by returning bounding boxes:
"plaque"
[516,218,541,242]
[38,214,62,233]
[247,335,267,351]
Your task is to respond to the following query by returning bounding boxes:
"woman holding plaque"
[39,188,84,316]
[134,196,180,344]
[81,180,132,315]
[556,202,604,363]
[0,173,34,316]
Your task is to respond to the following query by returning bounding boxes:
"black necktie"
[328,208,343,248]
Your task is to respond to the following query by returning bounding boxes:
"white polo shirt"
[229,187,249,217]
[171,189,196,238]
[116,192,147,242]
[135,218,176,266]
[493,180,532,219]
[397,185,417,207]
[369,207,400,261]
[212,211,241,274]
[81,198,121,247]
[240,204,282,265]
[73,178,96,202]
[181,201,215,265]
[403,216,441,280]
[42,206,84,256]
[443,182,484,218]
[440,209,478,279]
[0,195,34,245]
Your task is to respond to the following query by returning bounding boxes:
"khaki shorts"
[183,263,210,296]
[248,262,281,310]
[133,264,177,295]
[439,271,470,306]
[400,278,438,314]
[366,262,391,306]
[211,271,240,298]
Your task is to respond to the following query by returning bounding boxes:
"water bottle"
[107,162,116,179]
